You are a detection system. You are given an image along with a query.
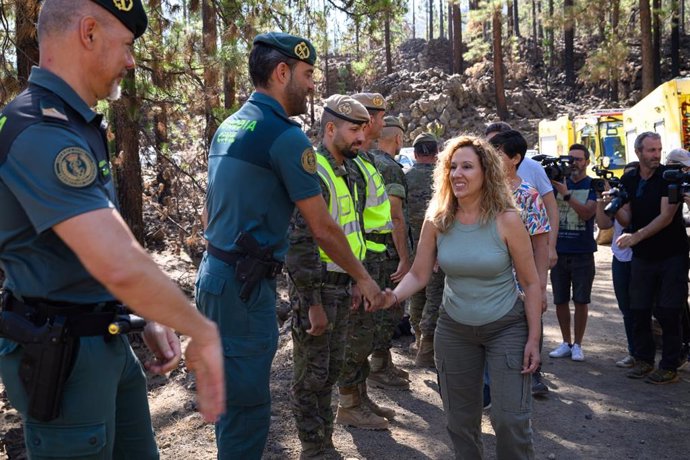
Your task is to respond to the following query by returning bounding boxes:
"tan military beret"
[323,95,370,125]
[413,132,438,146]
[383,116,404,131]
[351,92,387,111]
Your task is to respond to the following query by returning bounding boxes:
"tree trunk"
[439,0,445,38]
[150,0,171,204]
[202,0,219,147]
[385,11,393,74]
[532,0,538,62]
[513,0,521,37]
[640,0,655,96]
[452,1,463,74]
[652,0,661,85]
[111,70,144,245]
[610,0,621,101]
[413,0,417,39]
[15,0,40,88]
[448,1,454,72]
[672,0,680,76]
[547,0,554,67]
[429,0,434,40]
[508,1,514,36]
[493,6,509,120]
[564,0,575,87]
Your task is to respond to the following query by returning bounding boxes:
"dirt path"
[2,248,690,459]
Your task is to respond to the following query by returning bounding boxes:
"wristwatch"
[563,193,572,201]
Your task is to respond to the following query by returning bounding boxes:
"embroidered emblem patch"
[113,0,133,12]
[338,102,352,115]
[301,148,317,174]
[372,95,385,107]
[294,42,310,60]
[54,147,97,188]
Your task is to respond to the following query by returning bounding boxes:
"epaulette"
[39,94,69,124]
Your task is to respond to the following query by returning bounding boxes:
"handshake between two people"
[350,283,401,312]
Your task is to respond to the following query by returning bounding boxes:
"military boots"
[367,350,410,390]
[335,386,389,430]
[414,335,435,368]
[358,382,396,419]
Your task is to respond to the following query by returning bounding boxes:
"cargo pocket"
[500,354,531,413]
[197,272,225,296]
[223,335,278,407]
[24,422,106,459]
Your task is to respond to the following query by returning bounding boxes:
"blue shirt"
[205,92,321,260]
[0,67,117,303]
[555,176,597,254]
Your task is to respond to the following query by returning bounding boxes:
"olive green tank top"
[436,218,518,326]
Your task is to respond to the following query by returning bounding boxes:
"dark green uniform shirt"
[0,67,117,303]
[205,92,321,260]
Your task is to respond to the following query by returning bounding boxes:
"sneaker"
[571,344,584,362]
[482,383,491,410]
[627,361,654,379]
[549,342,572,358]
[616,355,635,368]
[645,368,680,385]
[531,372,549,397]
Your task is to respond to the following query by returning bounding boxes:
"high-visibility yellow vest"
[352,156,393,253]
[316,153,366,272]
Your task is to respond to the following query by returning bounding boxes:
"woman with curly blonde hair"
[383,134,542,459]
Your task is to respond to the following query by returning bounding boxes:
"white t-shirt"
[612,220,633,262]
[518,157,553,197]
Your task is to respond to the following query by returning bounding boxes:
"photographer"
[595,162,639,368]
[614,132,689,384]
[548,144,598,362]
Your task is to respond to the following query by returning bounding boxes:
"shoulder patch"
[41,107,69,122]
[301,148,317,174]
[54,147,97,188]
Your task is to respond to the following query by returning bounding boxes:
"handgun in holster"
[0,292,74,422]
[233,232,282,302]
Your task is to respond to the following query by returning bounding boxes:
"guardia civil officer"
[197,33,384,459]
[0,1,225,458]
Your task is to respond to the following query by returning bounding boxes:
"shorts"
[550,252,595,305]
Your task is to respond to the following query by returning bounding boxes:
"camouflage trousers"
[409,267,445,337]
[372,255,404,353]
[291,280,351,446]
[337,257,383,388]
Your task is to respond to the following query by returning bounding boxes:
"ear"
[79,16,98,50]
[272,62,291,87]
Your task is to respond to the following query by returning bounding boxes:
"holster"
[0,291,143,422]
[0,304,74,422]
[232,232,283,302]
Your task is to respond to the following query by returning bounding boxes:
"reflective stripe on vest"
[316,153,366,272]
[352,156,393,252]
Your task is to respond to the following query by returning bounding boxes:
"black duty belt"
[367,233,391,244]
[323,271,351,286]
[5,295,123,337]
[207,243,283,278]
[207,243,244,265]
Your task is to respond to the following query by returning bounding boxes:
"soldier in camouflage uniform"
[406,133,445,367]
[345,94,410,394]
[335,95,401,432]
[287,95,372,457]
[367,115,413,382]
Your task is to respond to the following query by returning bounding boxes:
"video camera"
[603,186,629,217]
[532,154,574,182]
[662,168,690,205]
[591,166,621,194]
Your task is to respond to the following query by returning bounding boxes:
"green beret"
[91,0,147,38]
[413,132,438,147]
[383,116,404,131]
[253,32,317,66]
[352,92,387,111]
[323,95,370,125]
